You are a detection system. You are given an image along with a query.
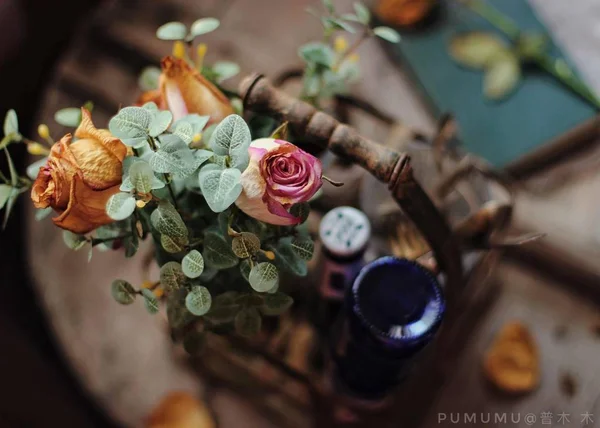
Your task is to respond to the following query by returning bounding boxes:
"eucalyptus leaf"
[483,51,521,100]
[271,237,308,276]
[291,236,314,261]
[249,262,279,292]
[290,202,310,223]
[26,157,47,180]
[205,291,241,323]
[198,165,243,213]
[138,67,161,91]
[54,107,81,127]
[156,21,187,40]
[151,201,188,239]
[209,114,251,169]
[1,186,18,228]
[299,42,335,67]
[231,232,260,258]
[173,120,194,144]
[111,279,136,305]
[213,61,240,82]
[177,114,210,136]
[182,249,205,278]
[260,292,293,316]
[129,160,155,194]
[324,17,356,33]
[183,331,206,355]
[185,286,212,316]
[234,307,262,337]
[373,26,401,43]
[142,288,159,314]
[354,2,370,24]
[203,230,238,269]
[322,0,334,13]
[160,234,187,254]
[149,110,173,137]
[63,230,87,251]
[167,288,195,329]
[3,109,18,136]
[449,32,506,70]
[0,184,11,210]
[35,207,53,221]
[105,193,136,221]
[109,107,152,141]
[190,18,220,37]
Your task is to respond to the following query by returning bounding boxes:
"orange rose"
[31,108,128,234]
[138,56,233,124]
[146,391,216,428]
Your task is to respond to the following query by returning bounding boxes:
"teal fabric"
[384,0,597,168]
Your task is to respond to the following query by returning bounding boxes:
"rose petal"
[235,192,299,226]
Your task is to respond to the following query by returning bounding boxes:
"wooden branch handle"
[240,74,464,304]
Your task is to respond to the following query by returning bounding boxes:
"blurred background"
[1,0,600,426]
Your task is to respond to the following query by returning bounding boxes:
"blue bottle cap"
[351,256,445,349]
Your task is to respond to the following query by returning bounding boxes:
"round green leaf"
[208,114,251,169]
[185,286,212,316]
[260,292,293,316]
[449,32,506,70]
[290,202,310,223]
[151,201,188,239]
[54,108,81,127]
[271,237,308,276]
[142,288,159,314]
[373,26,401,43]
[248,262,279,292]
[167,288,194,329]
[483,51,521,100]
[160,234,187,254]
[106,192,136,221]
[299,42,334,67]
[234,307,262,337]
[3,109,18,136]
[108,106,152,141]
[213,61,240,83]
[149,110,173,137]
[156,21,187,40]
[63,230,87,251]
[138,67,161,91]
[111,279,136,305]
[160,261,186,292]
[173,120,194,144]
[182,250,205,278]
[354,2,370,25]
[129,160,155,194]
[198,165,243,213]
[183,330,206,355]
[190,18,220,37]
[203,231,238,269]
[231,232,260,258]
[290,237,314,261]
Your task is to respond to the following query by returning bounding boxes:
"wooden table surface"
[27,0,600,426]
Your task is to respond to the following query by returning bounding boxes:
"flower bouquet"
[0,0,400,346]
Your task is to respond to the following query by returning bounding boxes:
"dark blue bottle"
[331,256,445,401]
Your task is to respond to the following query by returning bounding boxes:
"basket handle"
[240,74,464,303]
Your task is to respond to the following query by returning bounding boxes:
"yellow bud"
[263,250,275,261]
[37,124,50,140]
[141,280,154,289]
[196,43,208,69]
[192,133,202,143]
[136,200,147,209]
[27,142,50,156]
[334,36,348,53]
[172,41,186,59]
[348,53,360,63]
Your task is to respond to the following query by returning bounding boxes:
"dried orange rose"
[376,0,436,26]
[146,391,216,428]
[31,109,127,234]
[483,321,539,394]
[137,56,233,124]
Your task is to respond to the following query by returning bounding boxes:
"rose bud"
[137,56,233,124]
[236,138,323,226]
[31,108,128,234]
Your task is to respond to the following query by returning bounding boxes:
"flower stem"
[464,0,600,110]
[333,29,369,70]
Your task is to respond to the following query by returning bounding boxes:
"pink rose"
[235,138,323,225]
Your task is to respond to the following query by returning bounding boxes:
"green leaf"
[260,292,293,316]
[249,262,279,292]
[54,108,82,127]
[231,232,260,258]
[123,225,139,258]
[240,259,252,282]
[354,2,370,25]
[291,236,314,261]
[190,17,220,37]
[234,307,262,337]
[111,279,136,305]
[0,184,11,210]
[160,234,187,254]
[105,193,136,221]
[483,51,521,100]
[209,114,251,170]
[449,32,506,70]
[138,67,161,91]
[203,230,238,269]
[185,286,212,316]
[108,107,152,143]
[205,291,241,323]
[198,165,243,213]
[156,21,187,40]
[182,249,205,278]
[322,0,334,13]
[269,122,288,140]
[172,120,194,144]
[128,160,155,194]
[290,202,310,223]
[151,201,188,239]
[3,109,18,136]
[160,261,186,292]
[149,110,173,137]
[183,330,206,355]
[213,61,240,83]
[373,26,401,43]
[271,237,308,276]
[324,17,356,33]
[167,288,195,329]
[142,288,159,314]
[299,42,335,67]
[26,157,48,180]
[63,230,87,251]
[150,136,211,177]
[517,32,549,60]
[178,114,210,136]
